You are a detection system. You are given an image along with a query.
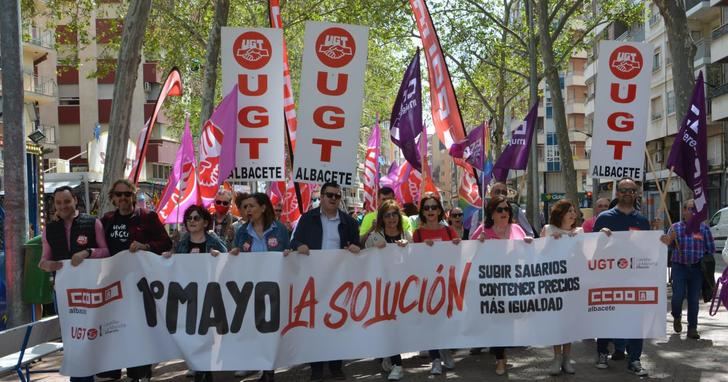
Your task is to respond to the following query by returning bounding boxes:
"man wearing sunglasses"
[663,199,715,341]
[593,177,671,376]
[212,189,236,248]
[99,179,171,382]
[290,181,360,382]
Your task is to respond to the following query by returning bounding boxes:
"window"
[546,133,560,172]
[651,97,663,120]
[546,106,553,119]
[666,90,675,115]
[653,47,661,72]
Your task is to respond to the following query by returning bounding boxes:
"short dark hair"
[402,202,418,216]
[320,182,340,195]
[418,192,445,222]
[243,193,275,228]
[53,186,76,198]
[234,192,250,210]
[183,204,212,231]
[484,196,513,228]
[549,199,576,229]
[378,187,395,197]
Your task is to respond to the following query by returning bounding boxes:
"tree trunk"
[1,0,32,326]
[537,0,578,206]
[199,0,230,128]
[526,0,541,232]
[98,0,152,214]
[654,0,696,128]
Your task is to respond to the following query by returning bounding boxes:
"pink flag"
[198,86,238,207]
[363,119,381,212]
[157,119,201,224]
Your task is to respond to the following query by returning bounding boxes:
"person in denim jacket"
[229,193,289,382]
[163,204,228,258]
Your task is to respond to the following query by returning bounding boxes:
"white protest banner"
[55,232,666,376]
[222,27,285,181]
[293,22,369,187]
[590,40,652,181]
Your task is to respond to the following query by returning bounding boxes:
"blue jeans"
[671,262,703,329]
[597,338,643,362]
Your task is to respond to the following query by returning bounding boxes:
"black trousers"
[97,365,152,380]
[310,360,343,375]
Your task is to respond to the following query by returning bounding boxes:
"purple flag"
[666,71,708,234]
[492,102,538,181]
[390,49,423,172]
[449,122,484,169]
[380,161,399,189]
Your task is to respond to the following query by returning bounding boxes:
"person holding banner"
[211,190,236,249]
[228,193,290,381]
[290,182,360,382]
[540,199,582,375]
[474,195,533,376]
[664,199,715,340]
[595,177,669,377]
[98,179,172,382]
[447,207,468,239]
[359,187,412,243]
[364,199,411,380]
[38,186,110,382]
[162,205,227,382]
[582,198,611,233]
[412,193,459,375]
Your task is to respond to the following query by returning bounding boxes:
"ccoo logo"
[316,27,355,68]
[609,45,643,80]
[233,31,272,70]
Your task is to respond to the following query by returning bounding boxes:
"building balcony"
[711,23,728,63]
[686,0,720,21]
[695,39,712,68]
[709,81,728,121]
[584,98,594,117]
[0,69,58,103]
[22,25,55,59]
[565,71,585,87]
[566,102,584,115]
[37,124,57,145]
[585,59,597,82]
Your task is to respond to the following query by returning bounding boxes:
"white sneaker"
[234,371,251,377]
[628,360,648,376]
[549,354,563,376]
[381,358,393,372]
[185,370,195,378]
[440,349,455,370]
[388,365,403,380]
[562,354,575,374]
[430,359,442,375]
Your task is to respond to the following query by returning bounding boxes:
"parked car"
[709,207,728,252]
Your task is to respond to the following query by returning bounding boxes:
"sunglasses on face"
[324,192,342,200]
[422,204,439,211]
[215,200,230,206]
[186,215,202,222]
[451,213,463,218]
[114,191,133,198]
[383,212,399,218]
[618,188,637,194]
[492,189,507,196]
[495,206,509,213]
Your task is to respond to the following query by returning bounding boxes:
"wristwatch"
[85,248,93,257]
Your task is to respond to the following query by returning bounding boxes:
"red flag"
[363,119,381,212]
[395,162,421,204]
[269,0,297,151]
[270,180,311,224]
[129,68,183,184]
[420,133,439,196]
[409,1,466,153]
[198,87,238,207]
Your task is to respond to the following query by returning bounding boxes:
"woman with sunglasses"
[447,207,469,239]
[162,205,227,382]
[363,199,410,380]
[412,193,459,375]
[473,196,533,376]
[539,199,582,376]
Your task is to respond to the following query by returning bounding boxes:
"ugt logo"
[233,31,271,70]
[316,27,355,68]
[609,45,643,80]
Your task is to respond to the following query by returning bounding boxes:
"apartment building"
[585,0,728,227]
[52,1,178,184]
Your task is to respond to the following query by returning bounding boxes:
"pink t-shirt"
[582,216,597,233]
[470,223,526,240]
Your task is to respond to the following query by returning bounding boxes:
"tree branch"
[463,0,528,49]
[552,0,586,41]
[446,52,496,115]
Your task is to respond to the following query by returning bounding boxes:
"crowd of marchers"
[38,176,715,382]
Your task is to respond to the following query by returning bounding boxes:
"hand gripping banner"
[56,232,666,376]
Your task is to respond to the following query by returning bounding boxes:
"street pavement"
[3,256,727,382]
